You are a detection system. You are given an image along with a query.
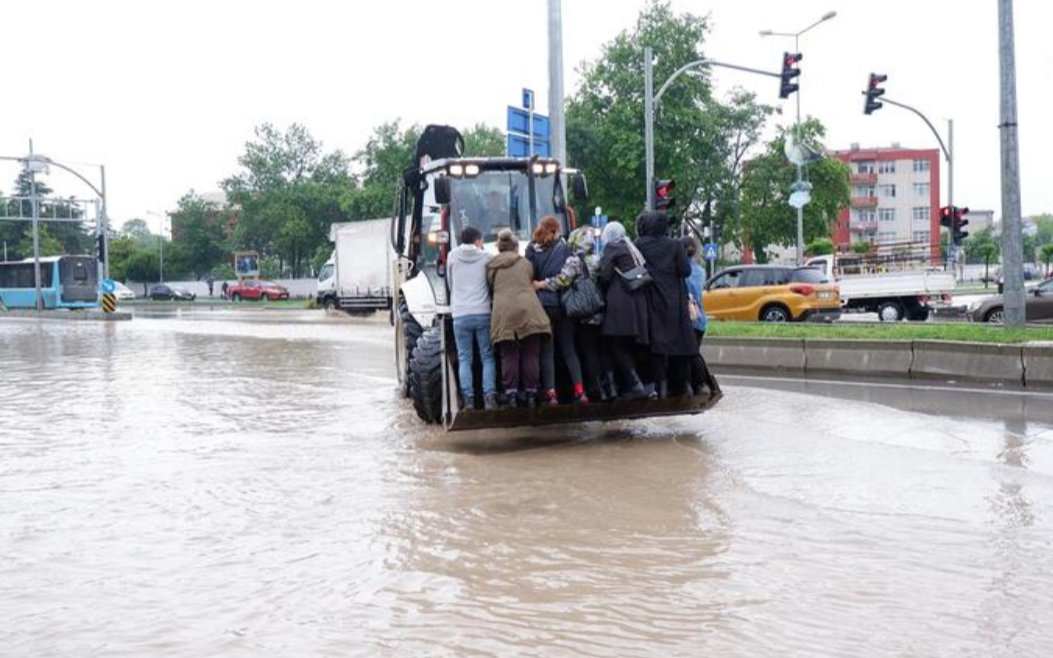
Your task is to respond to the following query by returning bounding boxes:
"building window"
[912,230,931,243]
[877,231,897,243]
[878,184,896,198]
[913,182,930,196]
[878,208,896,222]
[913,159,930,173]
[854,185,876,198]
[912,207,930,221]
[854,209,876,222]
[878,161,896,174]
[857,161,876,174]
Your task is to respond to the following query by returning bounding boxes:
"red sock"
[573,382,584,396]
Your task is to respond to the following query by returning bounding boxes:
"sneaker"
[544,389,559,406]
[520,391,537,410]
[483,393,499,411]
[504,391,519,409]
[573,390,590,405]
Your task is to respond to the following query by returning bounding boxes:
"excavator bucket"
[445,389,723,432]
[441,344,723,432]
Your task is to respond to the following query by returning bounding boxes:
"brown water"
[2,309,1052,657]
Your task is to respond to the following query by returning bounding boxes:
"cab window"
[708,270,742,290]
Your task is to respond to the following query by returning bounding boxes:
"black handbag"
[561,259,605,319]
[615,241,653,291]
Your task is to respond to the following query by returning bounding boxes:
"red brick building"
[831,145,942,263]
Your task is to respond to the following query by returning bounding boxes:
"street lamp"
[147,210,166,284]
[760,10,837,265]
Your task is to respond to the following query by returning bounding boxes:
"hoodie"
[447,243,493,318]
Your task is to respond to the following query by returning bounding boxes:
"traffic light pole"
[643,48,780,211]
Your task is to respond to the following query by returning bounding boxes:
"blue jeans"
[453,314,497,401]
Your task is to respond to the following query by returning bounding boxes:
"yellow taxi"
[703,265,841,322]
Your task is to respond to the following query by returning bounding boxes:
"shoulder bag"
[615,241,653,292]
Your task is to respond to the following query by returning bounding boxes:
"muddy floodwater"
[2,308,1052,657]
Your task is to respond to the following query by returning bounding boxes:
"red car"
[227,279,290,301]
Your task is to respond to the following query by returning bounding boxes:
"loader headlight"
[531,162,559,176]
[447,163,480,178]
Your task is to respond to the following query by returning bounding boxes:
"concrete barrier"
[804,339,914,378]
[703,337,806,372]
[911,340,1024,386]
[1023,344,1053,389]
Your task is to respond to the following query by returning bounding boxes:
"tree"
[736,119,850,263]
[1040,243,1053,277]
[852,241,872,255]
[807,237,834,256]
[169,191,229,279]
[1032,214,1053,247]
[566,0,724,231]
[462,124,505,157]
[977,242,1000,288]
[120,218,154,245]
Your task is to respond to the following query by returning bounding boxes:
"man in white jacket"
[447,226,497,410]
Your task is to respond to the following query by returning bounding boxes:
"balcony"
[851,221,878,234]
[850,196,879,209]
[850,172,878,186]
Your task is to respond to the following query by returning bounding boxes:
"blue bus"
[0,256,99,309]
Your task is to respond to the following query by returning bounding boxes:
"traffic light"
[952,206,970,244]
[654,178,676,212]
[780,52,802,99]
[939,205,953,228]
[864,73,887,115]
[96,233,106,262]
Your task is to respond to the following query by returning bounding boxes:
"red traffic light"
[869,73,888,88]
[784,52,802,67]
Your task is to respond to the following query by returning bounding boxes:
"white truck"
[316,218,392,314]
[805,254,956,322]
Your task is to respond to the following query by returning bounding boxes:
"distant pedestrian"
[221,281,229,299]
[206,275,215,297]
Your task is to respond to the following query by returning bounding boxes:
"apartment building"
[831,145,941,261]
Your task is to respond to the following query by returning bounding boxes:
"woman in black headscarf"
[634,211,697,398]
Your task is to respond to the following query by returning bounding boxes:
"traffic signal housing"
[952,206,970,244]
[939,205,953,229]
[864,73,887,115]
[654,178,676,212]
[780,52,802,99]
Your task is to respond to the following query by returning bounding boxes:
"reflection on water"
[1,312,1052,657]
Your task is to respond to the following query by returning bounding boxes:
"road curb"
[704,337,1053,389]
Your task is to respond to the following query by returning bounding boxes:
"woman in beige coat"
[487,229,551,408]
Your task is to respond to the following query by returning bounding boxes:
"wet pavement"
[2,308,1052,657]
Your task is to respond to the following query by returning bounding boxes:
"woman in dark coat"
[527,215,587,405]
[634,211,697,397]
[595,221,652,399]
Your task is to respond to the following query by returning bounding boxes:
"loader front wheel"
[409,326,444,424]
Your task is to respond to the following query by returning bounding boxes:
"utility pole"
[547,0,566,167]
[644,47,655,210]
[998,0,1025,327]
[29,139,43,312]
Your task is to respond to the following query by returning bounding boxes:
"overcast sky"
[2,0,1050,233]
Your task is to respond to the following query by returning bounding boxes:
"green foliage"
[852,241,872,255]
[462,124,505,157]
[1032,214,1053,247]
[807,237,834,256]
[120,218,155,246]
[1040,244,1053,273]
[15,224,64,257]
[168,191,229,279]
[737,119,850,263]
[122,246,161,293]
[963,224,999,265]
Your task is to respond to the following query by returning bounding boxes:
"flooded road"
[2,309,1052,657]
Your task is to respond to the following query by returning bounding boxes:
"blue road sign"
[703,243,718,261]
[506,133,551,158]
[101,278,116,294]
[522,88,534,110]
[506,107,550,139]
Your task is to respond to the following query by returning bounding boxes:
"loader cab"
[393,157,583,305]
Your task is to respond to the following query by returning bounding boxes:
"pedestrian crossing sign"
[703,243,718,261]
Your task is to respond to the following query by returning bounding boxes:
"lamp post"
[148,210,166,284]
[760,10,837,264]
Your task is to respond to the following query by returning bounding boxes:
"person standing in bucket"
[487,229,551,409]
[447,226,498,411]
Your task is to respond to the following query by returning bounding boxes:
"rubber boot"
[656,379,669,400]
[622,371,652,400]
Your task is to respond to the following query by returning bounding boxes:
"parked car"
[968,277,1053,323]
[226,279,290,302]
[704,265,842,322]
[112,281,136,300]
[148,284,196,301]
